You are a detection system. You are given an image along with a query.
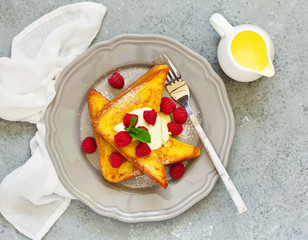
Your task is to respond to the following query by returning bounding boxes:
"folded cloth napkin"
[0,2,106,239]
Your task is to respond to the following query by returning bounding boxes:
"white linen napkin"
[0,2,107,239]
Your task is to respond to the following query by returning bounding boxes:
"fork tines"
[152,53,180,86]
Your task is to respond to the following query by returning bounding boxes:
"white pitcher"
[210,13,275,82]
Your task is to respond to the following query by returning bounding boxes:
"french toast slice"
[163,137,200,165]
[88,89,200,183]
[88,89,142,183]
[94,65,169,189]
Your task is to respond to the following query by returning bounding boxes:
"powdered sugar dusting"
[121,175,157,189]
[180,121,195,140]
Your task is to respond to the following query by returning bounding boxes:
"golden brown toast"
[88,89,200,183]
[88,89,142,183]
[94,65,169,188]
[163,137,200,165]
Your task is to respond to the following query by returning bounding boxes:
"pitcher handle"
[210,13,233,38]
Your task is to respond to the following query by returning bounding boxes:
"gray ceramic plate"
[45,34,235,222]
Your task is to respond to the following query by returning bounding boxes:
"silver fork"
[153,53,248,214]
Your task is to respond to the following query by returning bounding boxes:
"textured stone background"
[0,0,307,239]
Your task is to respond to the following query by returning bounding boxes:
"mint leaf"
[127,128,151,143]
[125,116,151,143]
[126,116,137,131]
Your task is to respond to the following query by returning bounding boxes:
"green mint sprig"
[125,116,151,143]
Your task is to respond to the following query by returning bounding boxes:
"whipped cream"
[114,107,171,150]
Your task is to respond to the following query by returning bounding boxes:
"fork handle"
[189,114,248,214]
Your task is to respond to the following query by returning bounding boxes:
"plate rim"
[45,33,235,222]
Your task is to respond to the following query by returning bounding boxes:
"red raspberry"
[114,131,132,147]
[143,109,157,126]
[167,122,183,135]
[109,152,124,168]
[160,97,176,114]
[81,137,96,153]
[173,107,187,124]
[123,113,138,128]
[138,126,148,131]
[135,142,151,157]
[108,72,124,89]
[169,163,185,179]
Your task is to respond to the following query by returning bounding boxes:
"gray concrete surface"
[1,0,307,239]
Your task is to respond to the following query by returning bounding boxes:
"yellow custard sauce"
[231,31,269,71]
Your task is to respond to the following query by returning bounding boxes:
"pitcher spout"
[261,61,275,77]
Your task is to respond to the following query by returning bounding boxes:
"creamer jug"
[210,13,275,82]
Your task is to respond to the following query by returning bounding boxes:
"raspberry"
[109,152,124,168]
[108,72,124,89]
[123,113,138,128]
[160,97,176,114]
[169,163,185,179]
[138,126,148,131]
[135,142,151,157]
[173,107,187,124]
[167,122,183,135]
[114,131,132,147]
[143,109,157,126]
[81,137,96,153]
